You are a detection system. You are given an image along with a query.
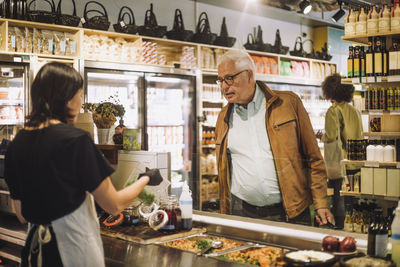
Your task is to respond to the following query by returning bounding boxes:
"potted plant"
[82,99,124,144]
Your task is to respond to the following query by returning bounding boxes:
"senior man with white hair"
[215,50,333,226]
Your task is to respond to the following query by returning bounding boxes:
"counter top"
[102,235,245,267]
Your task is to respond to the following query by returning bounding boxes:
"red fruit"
[340,236,357,252]
[322,235,340,252]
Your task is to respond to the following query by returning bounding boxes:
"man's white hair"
[218,50,256,77]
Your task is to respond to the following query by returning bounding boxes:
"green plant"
[82,96,125,129]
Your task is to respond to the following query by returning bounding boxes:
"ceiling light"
[331,1,346,22]
[299,0,312,14]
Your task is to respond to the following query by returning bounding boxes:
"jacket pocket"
[273,119,296,130]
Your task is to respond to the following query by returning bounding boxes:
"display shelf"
[202,123,216,128]
[362,132,400,137]
[340,191,400,201]
[202,99,224,103]
[256,74,322,86]
[0,213,27,241]
[0,190,10,195]
[0,120,23,125]
[341,76,391,84]
[342,30,400,45]
[202,173,218,176]
[0,232,24,246]
[361,110,400,115]
[341,159,399,168]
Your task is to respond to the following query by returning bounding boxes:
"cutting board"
[101,224,206,244]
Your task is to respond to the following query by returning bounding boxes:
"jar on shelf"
[159,195,182,232]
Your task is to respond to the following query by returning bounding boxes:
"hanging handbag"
[271,29,289,55]
[290,36,306,58]
[27,0,57,24]
[137,3,167,38]
[56,0,80,27]
[213,17,236,47]
[324,107,346,179]
[244,33,256,51]
[82,1,110,31]
[113,6,138,34]
[166,9,193,42]
[191,12,217,45]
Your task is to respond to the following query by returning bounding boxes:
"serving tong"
[205,242,266,257]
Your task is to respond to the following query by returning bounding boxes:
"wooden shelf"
[340,191,400,201]
[97,144,123,164]
[363,132,400,137]
[342,30,400,45]
[341,159,399,168]
[361,110,400,115]
[201,144,216,148]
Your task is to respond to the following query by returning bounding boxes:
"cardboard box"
[373,168,387,196]
[361,167,373,194]
[387,169,400,197]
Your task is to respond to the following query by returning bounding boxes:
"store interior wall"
[38,0,347,73]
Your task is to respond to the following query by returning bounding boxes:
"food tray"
[214,246,288,267]
[159,234,246,254]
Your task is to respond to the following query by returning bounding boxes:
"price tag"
[367,77,375,83]
[376,76,382,83]
[362,77,367,83]
[390,110,400,115]
[352,77,360,84]
[369,110,384,116]
[13,57,21,63]
[365,161,379,167]
[120,21,126,27]
[387,75,400,82]
[81,17,86,24]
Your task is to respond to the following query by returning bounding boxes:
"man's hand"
[315,130,323,140]
[315,208,334,225]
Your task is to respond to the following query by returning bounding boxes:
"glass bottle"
[375,37,383,76]
[367,5,379,34]
[382,37,388,76]
[389,40,398,76]
[360,46,366,77]
[345,8,356,35]
[366,37,375,77]
[368,213,378,255]
[353,46,360,77]
[379,4,391,32]
[344,210,353,232]
[159,195,182,232]
[348,46,354,78]
[356,7,368,35]
[392,0,400,32]
[375,212,388,257]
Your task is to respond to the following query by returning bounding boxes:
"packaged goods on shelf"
[344,8,357,36]
[251,56,278,75]
[201,47,215,69]
[158,54,167,65]
[181,46,196,69]
[141,41,158,64]
[202,84,222,101]
[356,7,367,35]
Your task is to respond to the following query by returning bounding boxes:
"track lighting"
[299,0,312,14]
[331,1,346,22]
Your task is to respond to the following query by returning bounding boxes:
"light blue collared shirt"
[228,84,281,207]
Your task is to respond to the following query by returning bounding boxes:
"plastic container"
[391,201,400,266]
[179,181,193,230]
[366,140,377,161]
[383,140,395,162]
[375,140,384,162]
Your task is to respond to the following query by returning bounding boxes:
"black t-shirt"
[4,124,114,224]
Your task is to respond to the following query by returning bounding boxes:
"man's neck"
[238,84,257,109]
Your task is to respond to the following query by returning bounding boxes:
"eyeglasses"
[216,70,248,88]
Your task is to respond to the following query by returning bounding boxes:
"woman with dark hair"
[4,62,163,267]
[316,73,363,229]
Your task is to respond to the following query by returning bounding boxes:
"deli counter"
[0,209,369,267]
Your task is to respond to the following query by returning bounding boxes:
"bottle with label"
[365,87,371,110]
[382,37,388,76]
[345,8,356,35]
[375,212,388,257]
[348,46,354,78]
[380,87,387,109]
[344,209,353,232]
[356,7,368,35]
[387,87,394,110]
[360,46,366,77]
[375,37,383,76]
[379,4,391,32]
[366,37,375,76]
[367,5,379,34]
[389,40,398,76]
[391,201,400,266]
[354,46,360,77]
[159,195,182,232]
[392,0,400,31]
[179,181,193,230]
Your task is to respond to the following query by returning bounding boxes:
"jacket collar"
[223,81,279,124]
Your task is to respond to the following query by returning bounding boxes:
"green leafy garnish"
[194,239,211,250]
[138,190,155,205]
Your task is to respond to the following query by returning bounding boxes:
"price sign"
[365,161,379,167]
[367,77,375,83]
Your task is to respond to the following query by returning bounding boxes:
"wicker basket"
[82,1,110,31]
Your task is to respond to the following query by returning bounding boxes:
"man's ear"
[247,69,254,81]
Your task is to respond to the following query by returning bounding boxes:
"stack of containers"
[181,46,196,69]
[141,41,158,64]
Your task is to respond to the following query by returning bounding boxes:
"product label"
[48,40,53,52]
[348,59,353,77]
[375,234,388,257]
[367,20,378,33]
[390,51,398,71]
[392,18,400,29]
[345,23,355,35]
[11,35,16,49]
[375,53,383,73]
[60,40,66,52]
[366,54,373,74]
[356,22,367,34]
[361,58,365,76]
[379,18,390,31]
[354,58,360,76]
[392,233,400,239]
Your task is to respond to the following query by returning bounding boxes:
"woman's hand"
[315,130,323,140]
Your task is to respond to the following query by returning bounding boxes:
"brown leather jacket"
[215,81,328,219]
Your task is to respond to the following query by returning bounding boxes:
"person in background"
[316,73,363,229]
[4,62,163,267]
[215,50,333,226]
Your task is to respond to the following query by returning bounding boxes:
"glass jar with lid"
[159,195,182,232]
